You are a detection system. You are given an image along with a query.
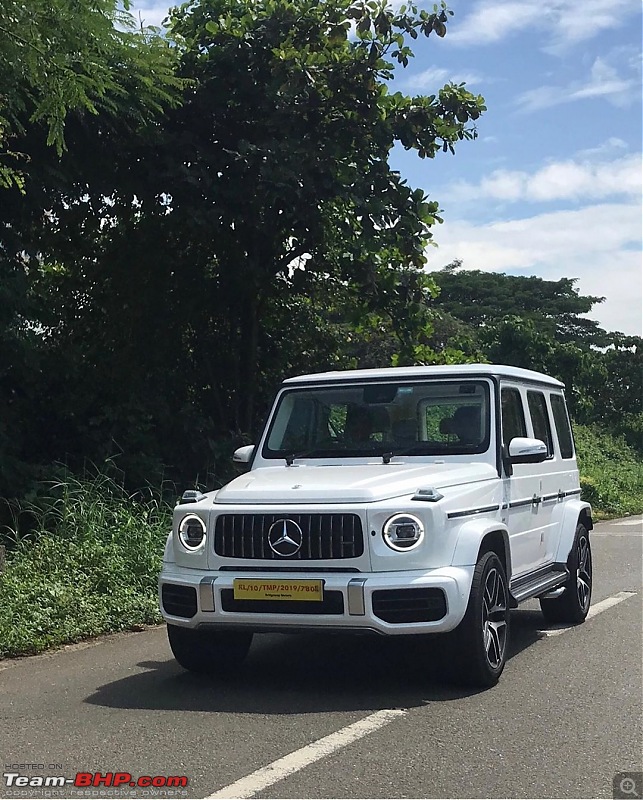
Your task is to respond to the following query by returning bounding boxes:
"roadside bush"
[0,473,171,657]
[575,423,643,518]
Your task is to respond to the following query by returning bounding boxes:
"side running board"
[509,563,569,607]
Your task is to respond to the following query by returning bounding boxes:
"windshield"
[262,380,491,459]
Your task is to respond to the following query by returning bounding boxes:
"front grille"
[214,514,363,560]
[161,584,198,618]
[220,589,344,615]
[372,588,447,623]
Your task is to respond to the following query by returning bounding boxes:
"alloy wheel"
[576,533,592,612]
[482,566,508,670]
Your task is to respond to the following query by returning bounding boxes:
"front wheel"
[450,551,510,688]
[167,624,253,675]
[540,523,592,624]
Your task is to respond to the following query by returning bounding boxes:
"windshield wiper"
[381,445,435,464]
[284,449,325,466]
[285,442,380,464]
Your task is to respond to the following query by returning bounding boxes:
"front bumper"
[159,564,475,635]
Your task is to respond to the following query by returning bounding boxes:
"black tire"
[539,523,592,624]
[167,624,253,675]
[450,551,510,688]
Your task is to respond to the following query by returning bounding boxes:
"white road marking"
[207,708,407,799]
[610,517,643,527]
[539,591,638,637]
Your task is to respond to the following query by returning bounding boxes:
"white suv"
[159,364,593,687]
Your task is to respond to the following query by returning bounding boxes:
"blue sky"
[134,0,642,336]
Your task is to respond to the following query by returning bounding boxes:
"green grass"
[0,474,171,658]
[575,423,643,519]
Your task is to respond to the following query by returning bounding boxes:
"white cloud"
[427,202,643,335]
[447,0,641,50]
[517,57,639,112]
[443,152,642,204]
[404,66,483,91]
[447,2,543,45]
[576,137,628,158]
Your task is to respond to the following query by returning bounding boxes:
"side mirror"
[508,437,548,464]
[232,444,255,464]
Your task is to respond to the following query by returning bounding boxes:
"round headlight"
[178,514,206,550]
[382,513,425,552]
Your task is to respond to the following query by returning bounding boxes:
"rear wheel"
[450,551,510,688]
[167,624,253,675]
[540,523,592,624]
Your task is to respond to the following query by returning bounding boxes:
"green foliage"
[575,424,643,518]
[0,0,182,184]
[0,0,183,499]
[433,263,608,346]
[0,474,171,657]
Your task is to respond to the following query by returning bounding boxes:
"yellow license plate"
[233,579,323,602]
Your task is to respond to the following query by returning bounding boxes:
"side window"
[550,394,574,459]
[501,388,527,445]
[527,391,554,456]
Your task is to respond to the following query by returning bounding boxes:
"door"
[501,385,545,575]
[526,389,558,564]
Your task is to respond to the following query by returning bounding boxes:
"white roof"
[283,363,565,388]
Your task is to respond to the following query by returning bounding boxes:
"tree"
[432,262,609,347]
[150,0,486,431]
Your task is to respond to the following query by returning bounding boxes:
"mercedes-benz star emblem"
[268,519,303,557]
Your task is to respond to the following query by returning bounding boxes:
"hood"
[214,462,497,505]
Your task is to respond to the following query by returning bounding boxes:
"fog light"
[382,513,424,551]
[178,514,206,550]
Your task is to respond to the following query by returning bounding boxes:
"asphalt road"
[1,516,641,800]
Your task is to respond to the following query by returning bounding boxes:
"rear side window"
[527,391,554,457]
[501,388,527,445]
[550,394,574,458]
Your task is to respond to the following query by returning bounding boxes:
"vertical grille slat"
[214,514,363,560]
[331,515,337,560]
[260,515,266,559]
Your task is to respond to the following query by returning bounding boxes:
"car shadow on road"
[85,608,548,715]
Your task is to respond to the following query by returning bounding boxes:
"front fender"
[451,518,512,578]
